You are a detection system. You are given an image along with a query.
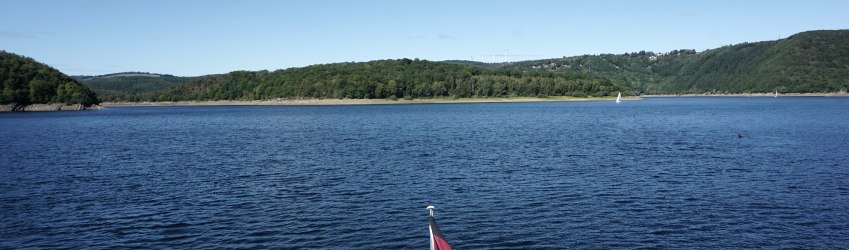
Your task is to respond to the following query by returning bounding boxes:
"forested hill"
[12,29,844,104]
[150,59,623,102]
[470,29,849,94]
[0,51,99,106]
[661,29,849,93]
[73,72,197,102]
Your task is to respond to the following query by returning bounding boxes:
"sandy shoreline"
[98,92,847,107]
[643,92,848,97]
[102,96,641,107]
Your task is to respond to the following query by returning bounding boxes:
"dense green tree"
[33,29,847,103]
[141,59,624,101]
[0,51,99,106]
[28,79,54,103]
[454,30,849,94]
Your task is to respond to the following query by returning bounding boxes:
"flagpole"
[427,205,436,250]
[427,205,453,250]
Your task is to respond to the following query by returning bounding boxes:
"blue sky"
[1,0,847,76]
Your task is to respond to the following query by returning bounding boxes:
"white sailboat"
[774,91,778,98]
[616,92,622,104]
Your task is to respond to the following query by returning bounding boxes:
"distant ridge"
[74,72,177,81]
[73,72,197,102]
[27,29,849,103]
[463,29,849,94]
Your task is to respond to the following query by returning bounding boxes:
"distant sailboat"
[774,91,778,98]
[616,92,622,104]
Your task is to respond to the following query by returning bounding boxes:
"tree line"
[146,58,625,102]
[1,51,99,106]
[483,30,849,94]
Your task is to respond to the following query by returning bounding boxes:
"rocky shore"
[0,103,104,112]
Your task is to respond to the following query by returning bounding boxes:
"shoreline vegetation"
[99,92,847,107]
[102,96,640,107]
[3,92,845,110]
[643,92,848,97]
[4,30,848,112]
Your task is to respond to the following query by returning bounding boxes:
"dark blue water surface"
[2,97,849,249]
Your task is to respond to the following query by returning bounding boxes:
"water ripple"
[2,98,849,248]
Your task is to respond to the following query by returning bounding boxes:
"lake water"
[2,97,849,249]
